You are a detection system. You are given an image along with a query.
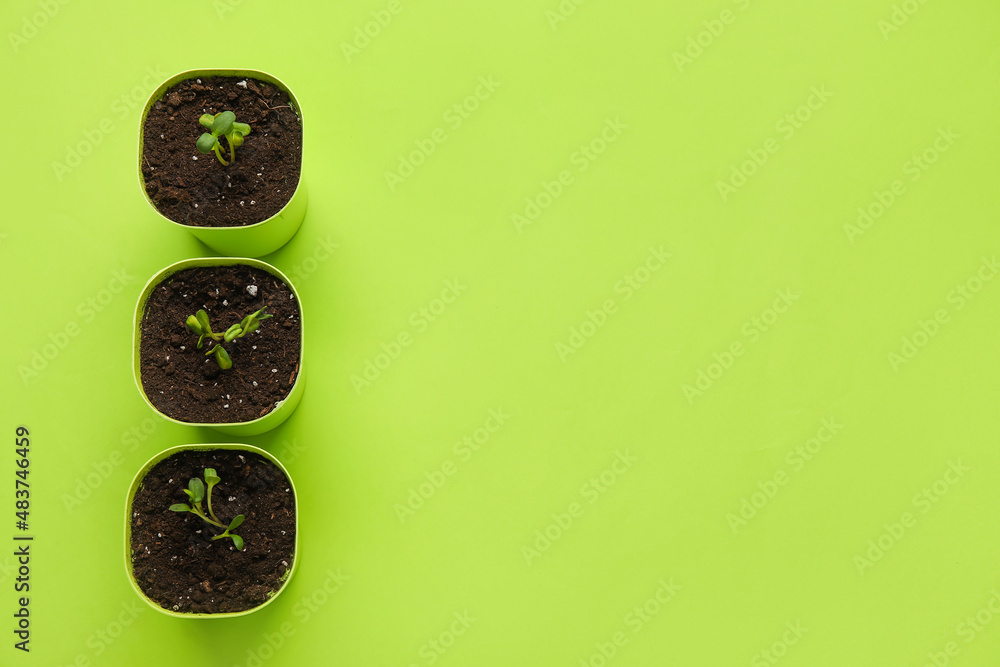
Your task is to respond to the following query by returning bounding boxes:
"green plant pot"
[124,443,299,618]
[133,257,305,436]
[138,68,307,257]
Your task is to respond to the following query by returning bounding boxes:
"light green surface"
[1,0,999,665]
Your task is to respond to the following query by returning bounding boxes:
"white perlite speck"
[236,80,247,88]
[223,300,228,306]
[247,285,258,297]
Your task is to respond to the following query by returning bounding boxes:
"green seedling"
[184,307,272,370]
[169,468,245,550]
[196,111,252,166]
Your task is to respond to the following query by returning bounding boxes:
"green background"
[2,0,999,665]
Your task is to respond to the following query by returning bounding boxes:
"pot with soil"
[125,443,298,617]
[138,69,307,257]
[133,257,305,436]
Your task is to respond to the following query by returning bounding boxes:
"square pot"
[125,443,299,618]
[133,257,306,436]
[138,68,308,257]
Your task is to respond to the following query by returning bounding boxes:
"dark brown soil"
[139,265,301,424]
[130,449,296,614]
[141,75,302,227]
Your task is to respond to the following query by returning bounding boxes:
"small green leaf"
[199,114,215,129]
[231,534,244,550]
[197,133,218,154]
[228,514,245,530]
[196,333,206,349]
[183,488,194,500]
[196,310,212,334]
[212,111,235,136]
[185,315,203,334]
[239,308,271,337]
[232,122,251,136]
[214,346,233,370]
[169,503,190,512]
[189,478,205,504]
[229,131,244,148]
[224,323,242,342]
[204,468,220,485]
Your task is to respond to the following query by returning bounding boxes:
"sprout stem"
[190,505,226,529]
